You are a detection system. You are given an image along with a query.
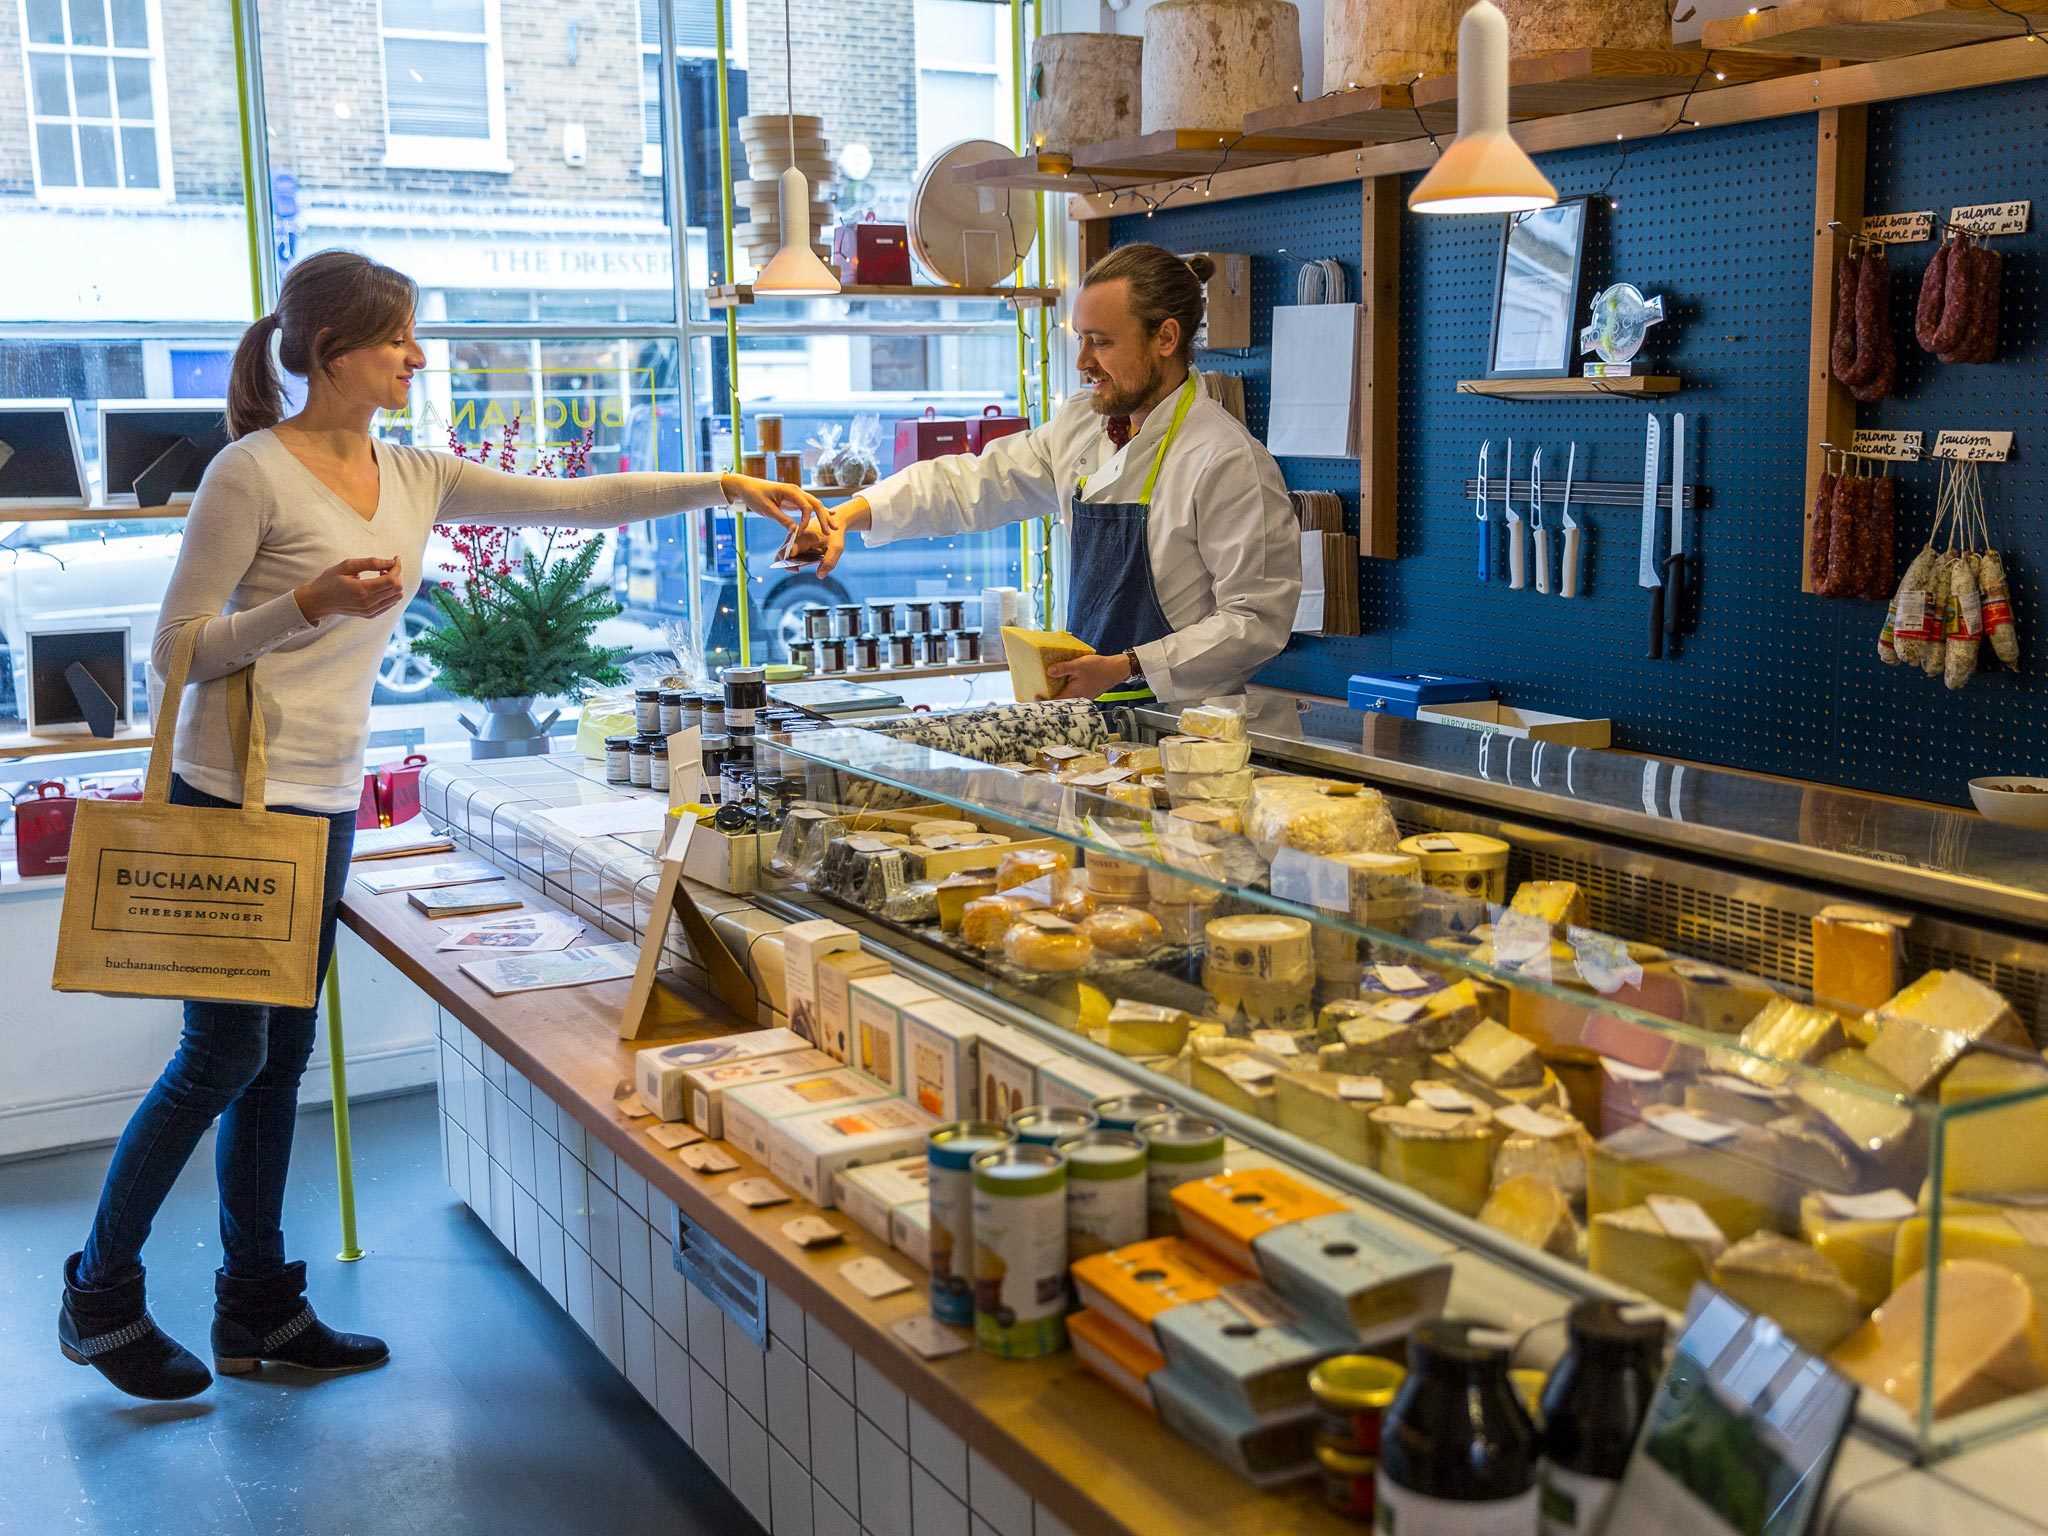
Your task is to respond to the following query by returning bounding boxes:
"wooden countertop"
[339,861,1355,1536]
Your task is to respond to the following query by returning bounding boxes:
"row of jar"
[802,597,977,641]
[790,630,984,673]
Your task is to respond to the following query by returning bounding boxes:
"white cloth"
[861,370,1301,702]
[155,430,728,811]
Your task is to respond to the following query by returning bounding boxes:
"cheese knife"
[1558,443,1582,598]
[1530,447,1550,594]
[1505,439,1526,589]
[1474,438,1493,584]
[1639,413,1664,659]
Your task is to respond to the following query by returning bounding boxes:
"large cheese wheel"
[1142,0,1303,134]
[1496,0,1669,54]
[1029,34,1144,152]
[1323,0,1460,93]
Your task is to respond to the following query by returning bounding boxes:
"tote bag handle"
[143,623,271,812]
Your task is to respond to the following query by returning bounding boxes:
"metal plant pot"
[458,696,561,759]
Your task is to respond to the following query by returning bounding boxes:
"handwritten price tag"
[1950,199,2030,236]
[1849,429,1922,461]
[1933,430,2014,462]
[1858,210,1934,243]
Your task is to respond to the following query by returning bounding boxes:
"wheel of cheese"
[997,846,1071,892]
[1164,768,1256,804]
[1028,33,1144,153]
[963,894,1033,951]
[1496,0,1669,53]
[1203,914,1314,980]
[1323,0,1459,92]
[1159,734,1253,774]
[1177,704,1247,742]
[1081,906,1165,958]
[1004,913,1097,974]
[1141,0,1303,133]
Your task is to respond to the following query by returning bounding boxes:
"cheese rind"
[1831,1259,2048,1418]
[1371,1104,1494,1216]
[1800,1193,1903,1313]
[1589,1203,1712,1311]
[999,626,1094,701]
[1709,1233,1865,1354]
[1812,904,1907,1014]
[1864,970,2028,1095]
[1938,1051,2048,1197]
[1588,1121,1781,1244]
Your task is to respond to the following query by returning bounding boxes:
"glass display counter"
[755,707,2048,1461]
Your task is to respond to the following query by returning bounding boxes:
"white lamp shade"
[1409,0,1557,215]
[754,165,841,295]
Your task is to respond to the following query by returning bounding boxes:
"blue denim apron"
[1068,375,1199,704]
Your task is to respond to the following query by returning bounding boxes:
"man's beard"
[1086,356,1170,419]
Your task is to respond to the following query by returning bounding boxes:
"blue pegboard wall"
[1112,81,2048,805]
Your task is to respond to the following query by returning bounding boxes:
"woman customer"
[59,249,820,1401]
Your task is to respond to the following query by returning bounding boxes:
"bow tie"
[1105,416,1133,450]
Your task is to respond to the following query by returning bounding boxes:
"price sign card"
[1933,430,2014,462]
[1849,429,1922,461]
[1859,210,1933,243]
[1950,199,2030,235]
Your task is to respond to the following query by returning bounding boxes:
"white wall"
[0,887,435,1159]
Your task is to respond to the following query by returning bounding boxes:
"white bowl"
[1969,776,2048,828]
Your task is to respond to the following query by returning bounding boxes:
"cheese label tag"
[1644,1106,1740,1145]
[845,836,894,853]
[1070,768,1135,788]
[731,1177,792,1208]
[617,1094,656,1120]
[892,1314,973,1359]
[1702,1073,1783,1101]
[1648,1194,1727,1249]
[841,1256,915,1299]
[1375,964,1431,992]
[1415,836,1461,853]
[1220,1057,1278,1087]
[679,1144,740,1174]
[1337,1076,1386,1102]
[1251,1030,1302,1057]
[648,1122,705,1150]
[1601,1056,1664,1085]
[1375,997,1428,1023]
[1497,1105,1575,1139]
[1492,911,1551,965]
[2006,1210,2048,1248]
[1820,1189,1916,1222]
[781,1215,843,1248]
[1413,1082,1478,1113]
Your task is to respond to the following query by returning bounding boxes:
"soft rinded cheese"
[1103,742,1163,774]
[1589,1203,1713,1311]
[999,625,1094,701]
[1709,1233,1866,1354]
[1159,734,1254,774]
[1509,880,1587,929]
[1812,904,1907,1014]
[1939,1051,2048,1197]
[1800,1193,1905,1313]
[1589,1121,1782,1244]
[1371,1105,1494,1216]
[1893,1213,2048,1323]
[1178,704,1247,741]
[1452,1020,1543,1089]
[1480,1174,1581,1259]
[1864,970,2028,1095]
[1711,997,1846,1088]
[1831,1259,2048,1418]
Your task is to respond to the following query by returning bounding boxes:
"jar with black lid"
[677,693,704,733]
[703,698,726,735]
[887,633,915,667]
[658,689,686,735]
[854,633,881,670]
[604,734,634,783]
[938,597,968,630]
[649,739,671,793]
[920,631,948,666]
[832,603,863,639]
[634,687,661,735]
[789,638,817,673]
[1377,1320,1539,1532]
[723,665,767,732]
[1537,1301,1665,1535]
[803,605,832,641]
[868,599,899,635]
[949,629,981,663]
[628,738,654,788]
[903,599,933,633]
[700,734,727,801]
[820,637,848,673]
[727,722,756,768]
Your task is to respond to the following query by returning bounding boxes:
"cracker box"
[1152,1283,1353,1418]
[892,1197,934,1270]
[817,951,893,1063]
[848,975,938,1095]
[635,1028,813,1122]
[767,1097,939,1207]
[1038,1054,1132,1116]
[1069,1236,1253,1352]
[721,1070,892,1163]
[901,996,990,1120]
[685,1048,837,1138]
[833,1154,931,1244]
[1170,1167,1348,1273]
[976,1024,1063,1123]
[781,919,862,1048]
[1248,1209,1453,1343]
[1069,1306,1166,1413]
[1149,1367,1319,1488]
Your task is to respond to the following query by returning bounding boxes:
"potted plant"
[411,420,629,758]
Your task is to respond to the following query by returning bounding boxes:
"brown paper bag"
[52,625,328,1008]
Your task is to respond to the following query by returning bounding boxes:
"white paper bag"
[1267,303,1360,459]
[1293,531,1326,633]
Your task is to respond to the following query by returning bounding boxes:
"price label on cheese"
[1568,927,1645,995]
[845,835,895,853]
[1670,960,1723,981]
[1221,1056,1278,1086]
[1337,1076,1386,1102]
[1070,767,1135,787]
[1819,1189,1916,1222]
[1497,1105,1576,1139]
[1644,1106,1740,1145]
[1251,1030,1302,1056]
[1950,199,2030,235]
[1413,1082,1479,1114]
[1415,836,1461,853]
[1933,430,2014,462]
[1492,911,1550,966]
[1701,1073,1783,1100]
[1375,997,1428,1024]
[1859,210,1935,243]
[1647,1195,1727,1249]
[2006,1210,2048,1248]
[1374,964,1431,993]
[1850,428,1923,460]
[1601,1056,1664,1084]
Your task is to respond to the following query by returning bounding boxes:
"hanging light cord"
[784,0,795,169]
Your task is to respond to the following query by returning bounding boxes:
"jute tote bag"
[52,625,328,1009]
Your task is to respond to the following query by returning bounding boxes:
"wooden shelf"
[1456,375,1682,399]
[2,502,185,524]
[1704,0,2048,60]
[952,126,1342,193]
[707,282,1059,311]
[779,659,1005,683]
[1414,46,1809,116]
[1241,83,1456,147]
[0,726,156,759]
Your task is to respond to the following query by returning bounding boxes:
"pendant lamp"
[1408,0,1557,215]
[752,0,840,295]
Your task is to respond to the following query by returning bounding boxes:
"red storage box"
[377,753,431,826]
[893,408,970,466]
[832,214,912,286]
[15,781,77,878]
[358,774,383,829]
[966,404,1026,453]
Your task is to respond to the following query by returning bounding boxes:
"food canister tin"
[1052,1129,1148,1259]
[628,737,654,787]
[927,1121,1014,1327]
[1309,1355,1407,1456]
[1092,1091,1178,1133]
[604,734,634,784]
[1134,1111,1226,1236]
[1397,831,1511,904]
[1316,1444,1378,1521]
[1007,1104,1098,1147]
[971,1143,1069,1359]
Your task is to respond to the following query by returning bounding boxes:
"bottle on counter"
[903,599,934,634]
[701,733,727,801]
[1377,1320,1540,1533]
[723,665,767,733]
[628,737,654,788]
[854,632,881,670]
[1537,1301,1666,1536]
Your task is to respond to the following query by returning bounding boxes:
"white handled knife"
[1639,414,1664,660]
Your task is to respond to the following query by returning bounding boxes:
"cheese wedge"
[1893,1212,2048,1324]
[1938,1051,2048,1198]
[1812,904,1908,1015]
[1800,1193,1904,1313]
[1588,1121,1781,1244]
[1492,1110,1592,1200]
[1453,1020,1544,1089]
[1273,1070,1380,1168]
[1371,1104,1494,1217]
[1864,970,2028,1095]
[934,871,999,933]
[999,625,1094,701]
[1102,1000,1193,1057]
[1589,1203,1712,1311]
[1709,1233,1865,1354]
[1831,1259,2048,1419]
[1509,880,1588,929]
[1480,1174,1581,1259]
[1711,997,1845,1088]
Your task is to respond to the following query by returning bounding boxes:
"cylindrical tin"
[887,633,916,667]
[971,1143,1069,1358]
[755,413,784,453]
[927,1121,1014,1327]
[1133,1111,1226,1236]
[603,734,633,784]
[649,739,671,793]
[803,605,833,641]
[1007,1105,1098,1147]
[1310,1355,1407,1456]
[1091,1091,1177,1133]
[1053,1129,1148,1259]
[629,737,653,788]
[634,687,662,735]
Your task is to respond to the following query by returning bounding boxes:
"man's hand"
[720,473,825,528]
[294,556,406,624]
[1042,652,1137,701]
[776,496,870,578]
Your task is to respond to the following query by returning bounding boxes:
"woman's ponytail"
[227,313,284,440]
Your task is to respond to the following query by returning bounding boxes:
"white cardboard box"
[721,1070,893,1164]
[1037,1054,1131,1116]
[901,996,992,1121]
[1415,702,1612,748]
[833,1155,931,1244]
[767,1098,938,1207]
[781,919,861,1049]
[817,951,893,1063]
[634,1029,814,1122]
[684,1048,838,1137]
[976,1024,1063,1123]
[892,1198,933,1270]
[848,975,939,1096]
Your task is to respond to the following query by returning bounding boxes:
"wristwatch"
[1122,648,1143,684]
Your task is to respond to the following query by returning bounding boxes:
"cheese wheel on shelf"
[1830,1259,2048,1418]
[1203,914,1314,981]
[1081,906,1164,958]
[1159,734,1253,774]
[962,894,1035,951]
[1004,912,1096,974]
[1177,703,1247,741]
[1165,768,1256,804]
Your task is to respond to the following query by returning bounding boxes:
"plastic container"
[1053,1128,1149,1259]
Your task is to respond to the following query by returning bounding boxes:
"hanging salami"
[1842,245,1892,393]
[1914,240,1951,352]
[1862,474,1897,601]
[1810,466,1837,595]
[1830,249,1863,382]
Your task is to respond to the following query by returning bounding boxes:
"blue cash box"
[1346,671,1495,717]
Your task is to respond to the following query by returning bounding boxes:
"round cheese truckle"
[1142,0,1303,133]
[1324,0,1460,93]
[1029,34,1144,152]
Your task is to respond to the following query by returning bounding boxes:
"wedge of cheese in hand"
[1000,626,1095,701]
[1831,1258,2048,1419]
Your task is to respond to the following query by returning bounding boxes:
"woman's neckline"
[268,427,386,525]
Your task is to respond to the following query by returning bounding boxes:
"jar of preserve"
[658,689,686,736]
[628,738,654,788]
[1377,1321,1539,1533]
[938,597,968,630]
[832,603,863,639]
[903,599,934,633]
[723,665,767,732]
[869,599,899,634]
[854,633,881,670]
[700,734,727,801]
[820,637,848,673]
[677,693,704,734]
[949,629,981,664]
[803,605,833,641]
[649,739,671,793]
[604,735,634,784]
[888,633,916,667]
[789,639,818,673]
[634,687,661,735]
[921,631,949,666]
[1537,1301,1665,1536]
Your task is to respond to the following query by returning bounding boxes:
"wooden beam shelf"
[1241,83,1457,147]
[1,502,184,524]
[706,283,1059,311]
[1703,0,2048,61]
[951,127,1344,194]
[0,726,156,759]
[1456,376,1682,399]
[1413,46,1811,117]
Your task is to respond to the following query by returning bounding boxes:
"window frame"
[911,0,1012,165]
[17,0,176,206]
[378,0,514,174]
[639,0,745,178]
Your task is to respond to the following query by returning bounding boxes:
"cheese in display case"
[743,699,2048,1458]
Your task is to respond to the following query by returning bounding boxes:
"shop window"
[17,0,172,201]
[640,0,739,178]
[378,0,510,172]
[913,0,1007,163]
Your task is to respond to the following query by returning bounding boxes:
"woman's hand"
[776,496,870,577]
[293,556,407,624]
[720,473,825,531]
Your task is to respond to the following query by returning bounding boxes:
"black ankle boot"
[59,1252,211,1400]
[212,1261,389,1377]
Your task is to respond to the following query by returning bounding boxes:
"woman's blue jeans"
[79,776,358,1289]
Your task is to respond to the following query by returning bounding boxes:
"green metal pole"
[1031,0,1055,628]
[325,958,363,1262]
[715,0,752,668]
[228,0,264,319]
[1011,0,1037,618]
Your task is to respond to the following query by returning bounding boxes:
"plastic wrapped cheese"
[1246,779,1399,861]
[1177,703,1247,741]
[1159,734,1253,774]
[1003,911,1096,973]
[1163,768,1256,804]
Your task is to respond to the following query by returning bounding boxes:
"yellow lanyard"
[1076,374,1199,506]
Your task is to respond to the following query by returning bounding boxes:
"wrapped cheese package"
[1246,779,1399,861]
[1177,704,1248,741]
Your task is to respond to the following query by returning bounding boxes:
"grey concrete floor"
[0,1088,764,1536]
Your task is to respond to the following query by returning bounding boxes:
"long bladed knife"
[1665,411,1688,643]
[1639,413,1664,659]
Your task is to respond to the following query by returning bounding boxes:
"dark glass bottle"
[1537,1300,1667,1535]
[1375,1320,1540,1533]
